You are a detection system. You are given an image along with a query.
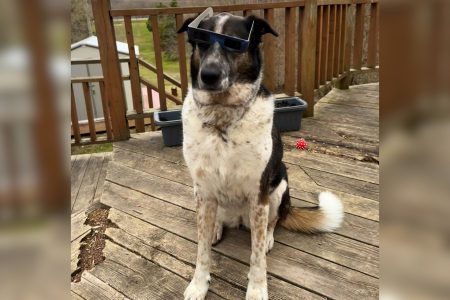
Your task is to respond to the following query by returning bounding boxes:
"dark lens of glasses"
[192,30,210,43]
[223,38,243,51]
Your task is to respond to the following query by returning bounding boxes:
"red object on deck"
[296,138,308,150]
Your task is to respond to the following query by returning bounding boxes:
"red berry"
[296,138,308,150]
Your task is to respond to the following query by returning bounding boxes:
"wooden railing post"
[91,0,130,140]
[300,0,318,117]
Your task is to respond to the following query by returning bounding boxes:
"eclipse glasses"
[187,7,254,53]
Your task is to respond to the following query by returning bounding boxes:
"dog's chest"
[183,95,273,206]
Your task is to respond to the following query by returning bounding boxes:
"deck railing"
[71,0,378,145]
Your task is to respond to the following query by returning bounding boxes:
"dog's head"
[178,12,278,105]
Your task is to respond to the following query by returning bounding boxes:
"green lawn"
[71,143,113,155]
[114,19,190,91]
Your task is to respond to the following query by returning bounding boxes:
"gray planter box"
[154,110,182,147]
[274,97,308,132]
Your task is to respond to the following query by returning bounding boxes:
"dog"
[178,11,344,300]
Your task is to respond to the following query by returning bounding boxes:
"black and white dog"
[178,10,343,300]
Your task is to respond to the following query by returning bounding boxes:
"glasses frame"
[187,7,254,53]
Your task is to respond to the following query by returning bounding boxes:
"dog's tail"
[279,191,344,233]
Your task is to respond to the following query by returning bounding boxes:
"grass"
[71,143,113,155]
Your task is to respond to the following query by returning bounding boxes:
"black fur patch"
[277,163,291,220]
[259,126,290,208]
[257,85,271,97]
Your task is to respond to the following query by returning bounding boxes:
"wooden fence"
[71,0,378,145]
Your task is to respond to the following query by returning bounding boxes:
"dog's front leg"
[184,191,217,300]
[246,196,270,300]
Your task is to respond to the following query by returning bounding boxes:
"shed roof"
[71,35,139,56]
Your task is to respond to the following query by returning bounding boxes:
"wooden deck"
[71,83,379,299]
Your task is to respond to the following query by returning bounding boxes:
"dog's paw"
[265,234,274,253]
[246,281,268,300]
[184,277,210,300]
[212,223,223,245]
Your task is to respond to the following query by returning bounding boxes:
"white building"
[71,36,139,123]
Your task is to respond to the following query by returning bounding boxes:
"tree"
[71,0,92,43]
[146,0,179,61]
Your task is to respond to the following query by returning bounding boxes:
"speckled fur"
[180,11,345,299]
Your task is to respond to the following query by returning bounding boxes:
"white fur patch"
[214,13,230,33]
[183,89,274,210]
[318,191,344,232]
[184,272,210,300]
[246,280,269,300]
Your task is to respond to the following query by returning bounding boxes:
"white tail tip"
[318,191,344,232]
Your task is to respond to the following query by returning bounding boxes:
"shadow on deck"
[71,83,379,300]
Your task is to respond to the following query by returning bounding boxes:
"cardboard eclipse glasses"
[187,7,254,53]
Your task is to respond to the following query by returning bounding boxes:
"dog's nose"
[200,66,221,86]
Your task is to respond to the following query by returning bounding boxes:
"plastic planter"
[273,97,308,132]
[154,110,183,147]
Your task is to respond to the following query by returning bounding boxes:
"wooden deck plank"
[71,232,89,274]
[286,165,379,221]
[283,150,379,184]
[101,182,378,299]
[71,210,89,242]
[93,152,112,205]
[90,241,223,300]
[282,134,379,163]
[110,148,378,245]
[71,154,91,211]
[71,291,85,300]
[106,227,246,299]
[106,163,378,277]
[71,155,78,169]
[72,153,106,213]
[302,166,379,200]
[112,142,379,218]
[107,208,325,300]
[71,272,130,300]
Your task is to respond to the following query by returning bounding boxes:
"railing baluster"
[145,84,155,131]
[340,4,348,74]
[300,0,318,117]
[175,14,188,100]
[146,85,153,109]
[327,5,336,80]
[284,7,296,95]
[243,9,252,17]
[82,82,97,142]
[150,15,167,111]
[297,6,304,93]
[335,4,343,76]
[320,5,330,85]
[315,5,323,88]
[99,81,113,140]
[367,2,378,68]
[263,8,275,91]
[352,3,364,70]
[124,16,145,132]
[71,84,81,144]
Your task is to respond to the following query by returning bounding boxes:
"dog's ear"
[246,15,279,38]
[177,17,195,34]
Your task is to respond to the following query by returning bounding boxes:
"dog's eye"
[197,42,210,51]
